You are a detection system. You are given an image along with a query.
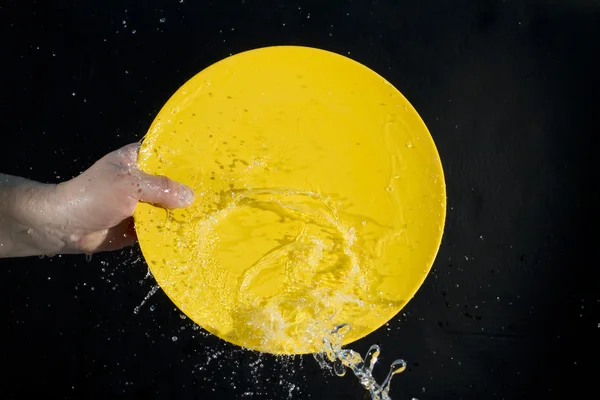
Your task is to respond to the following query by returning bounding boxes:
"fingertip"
[176,184,195,208]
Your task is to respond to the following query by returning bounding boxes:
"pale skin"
[0,143,195,258]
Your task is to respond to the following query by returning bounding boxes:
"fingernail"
[179,185,195,206]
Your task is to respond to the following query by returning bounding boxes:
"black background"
[0,0,597,399]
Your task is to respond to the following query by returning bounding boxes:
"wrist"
[25,182,77,256]
[0,175,75,257]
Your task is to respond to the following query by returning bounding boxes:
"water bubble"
[85,254,92,262]
[159,18,166,23]
[172,336,178,342]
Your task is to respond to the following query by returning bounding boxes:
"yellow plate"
[134,46,446,355]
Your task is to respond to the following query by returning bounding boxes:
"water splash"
[175,185,401,354]
[317,323,406,400]
[133,284,160,315]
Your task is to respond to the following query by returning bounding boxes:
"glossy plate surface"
[134,46,446,354]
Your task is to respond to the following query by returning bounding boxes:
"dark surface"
[0,0,597,399]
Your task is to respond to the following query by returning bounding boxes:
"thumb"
[133,171,195,209]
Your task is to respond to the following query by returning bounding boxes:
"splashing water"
[133,284,160,315]
[316,323,406,400]
[133,147,412,395]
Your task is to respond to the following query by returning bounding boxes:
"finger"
[78,218,137,253]
[133,170,195,209]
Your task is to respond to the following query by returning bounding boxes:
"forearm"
[0,174,67,258]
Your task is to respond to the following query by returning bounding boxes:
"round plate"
[134,46,446,355]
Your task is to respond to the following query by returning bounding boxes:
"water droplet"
[159,18,166,23]
[333,360,346,376]
[172,336,178,342]
[133,285,160,314]
[332,323,351,336]
[85,254,92,262]
[365,345,380,372]
[385,186,393,192]
[180,313,187,320]
[406,141,414,148]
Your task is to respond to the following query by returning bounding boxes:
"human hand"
[51,143,195,254]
